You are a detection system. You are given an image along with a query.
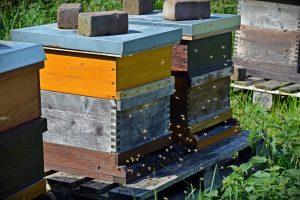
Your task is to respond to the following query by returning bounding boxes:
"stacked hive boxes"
[11,24,181,183]
[233,0,300,83]
[0,41,47,199]
[129,11,241,149]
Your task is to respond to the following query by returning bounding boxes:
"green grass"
[1,0,299,199]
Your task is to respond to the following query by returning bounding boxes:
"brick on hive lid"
[123,0,155,15]
[163,0,211,21]
[57,3,83,29]
[78,11,128,37]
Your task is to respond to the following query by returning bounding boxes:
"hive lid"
[128,11,241,40]
[11,23,182,57]
[0,41,45,74]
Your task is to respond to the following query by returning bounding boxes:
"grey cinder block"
[57,3,83,29]
[123,0,155,15]
[78,11,128,37]
[163,0,211,21]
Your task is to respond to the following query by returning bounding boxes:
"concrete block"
[123,0,154,15]
[78,11,128,37]
[163,0,211,21]
[57,3,83,29]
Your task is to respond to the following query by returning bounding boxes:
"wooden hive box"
[170,67,237,148]
[0,41,45,132]
[233,0,300,83]
[0,41,47,199]
[11,23,182,99]
[128,11,241,77]
[0,118,47,199]
[42,81,174,183]
[128,12,240,148]
[11,24,181,183]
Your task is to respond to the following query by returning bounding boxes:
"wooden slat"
[235,76,265,86]
[232,79,300,98]
[75,180,118,199]
[279,84,300,93]
[189,108,233,134]
[194,120,240,150]
[44,142,127,183]
[6,179,46,200]
[255,80,291,91]
[0,64,42,132]
[108,131,250,200]
[116,77,174,100]
[46,172,92,188]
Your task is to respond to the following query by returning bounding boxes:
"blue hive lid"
[11,23,182,56]
[129,11,241,40]
[0,41,45,74]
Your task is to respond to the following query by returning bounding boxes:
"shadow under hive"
[0,41,47,199]
[233,0,300,83]
[128,11,241,149]
[11,23,182,183]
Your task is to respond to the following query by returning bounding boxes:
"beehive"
[233,0,300,83]
[11,23,181,182]
[0,41,45,132]
[128,11,241,148]
[129,11,240,77]
[0,41,46,199]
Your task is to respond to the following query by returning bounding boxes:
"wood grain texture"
[6,179,46,200]
[172,32,232,77]
[194,119,240,150]
[239,0,300,31]
[255,80,290,91]
[42,90,171,153]
[44,142,127,183]
[171,76,231,126]
[0,118,47,199]
[187,77,230,124]
[116,46,172,91]
[0,63,43,132]
[235,26,299,68]
[108,131,250,200]
[44,134,171,183]
[42,47,172,99]
[42,49,117,99]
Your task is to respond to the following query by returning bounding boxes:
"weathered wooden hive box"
[11,24,181,183]
[128,11,241,149]
[233,0,300,83]
[0,41,47,199]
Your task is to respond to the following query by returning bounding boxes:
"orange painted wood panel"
[116,46,172,91]
[42,50,117,99]
[41,47,172,99]
[0,63,42,132]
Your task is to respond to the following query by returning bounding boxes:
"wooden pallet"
[44,131,254,200]
[232,76,300,109]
